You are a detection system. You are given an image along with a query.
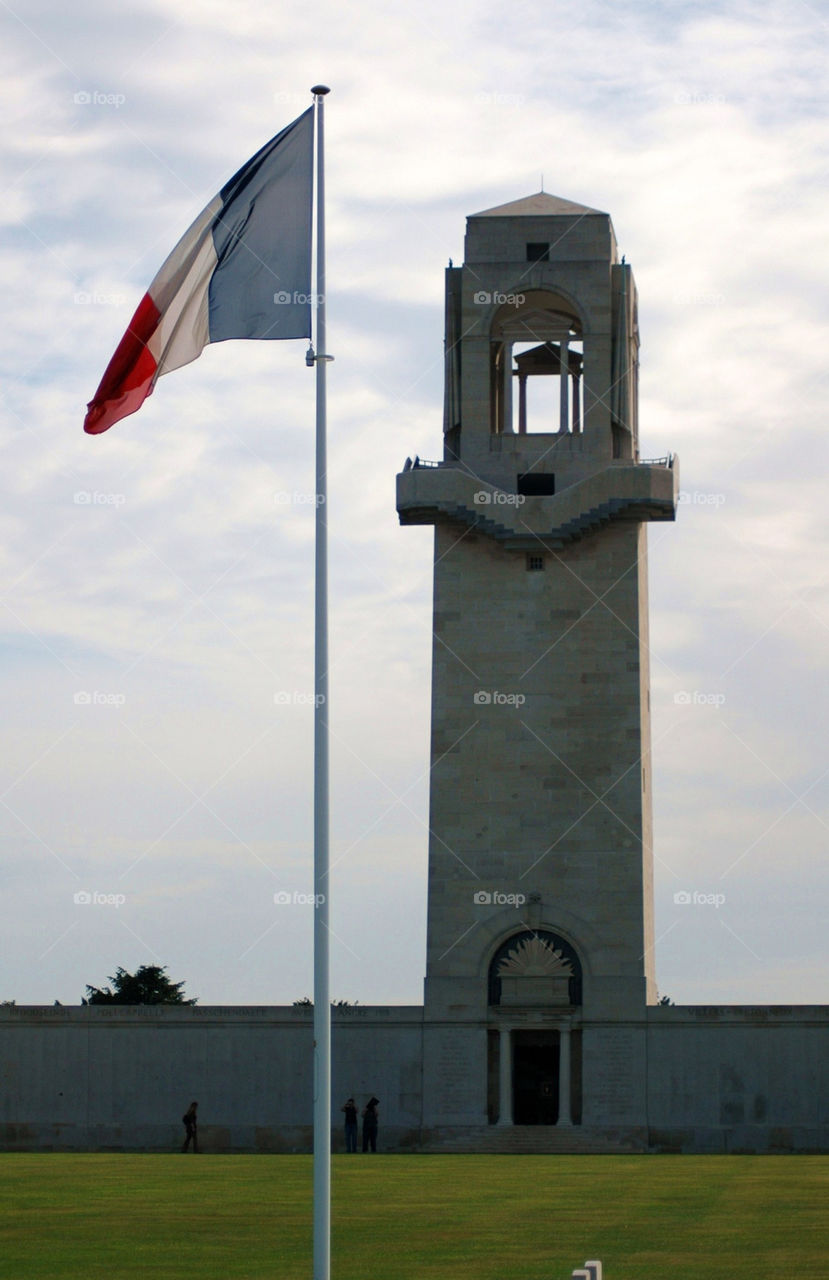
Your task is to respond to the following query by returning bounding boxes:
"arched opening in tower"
[490,289,583,435]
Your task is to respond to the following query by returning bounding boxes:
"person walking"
[181,1101,198,1153]
[361,1096,379,1153]
[341,1097,358,1153]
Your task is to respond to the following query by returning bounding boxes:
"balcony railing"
[402,456,443,471]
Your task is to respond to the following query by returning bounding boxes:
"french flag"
[84,107,314,434]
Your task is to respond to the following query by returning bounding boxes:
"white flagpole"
[310,82,331,1280]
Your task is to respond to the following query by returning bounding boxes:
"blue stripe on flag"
[208,106,313,343]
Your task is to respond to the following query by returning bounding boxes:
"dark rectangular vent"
[526,242,549,262]
[517,473,555,496]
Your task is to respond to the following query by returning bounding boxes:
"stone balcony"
[396,456,679,550]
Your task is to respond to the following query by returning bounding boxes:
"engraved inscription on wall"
[429,1029,485,1121]
[586,1028,642,1122]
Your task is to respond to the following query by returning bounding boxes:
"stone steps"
[417,1126,646,1155]
[426,495,670,549]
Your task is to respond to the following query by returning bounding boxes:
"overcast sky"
[1,0,827,1008]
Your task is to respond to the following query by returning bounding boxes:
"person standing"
[361,1096,379,1153]
[341,1097,358,1153]
[181,1101,198,1153]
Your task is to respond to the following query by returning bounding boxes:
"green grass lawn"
[0,1153,826,1279]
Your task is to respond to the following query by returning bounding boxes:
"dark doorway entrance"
[513,1030,559,1124]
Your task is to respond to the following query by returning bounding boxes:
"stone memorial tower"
[397,193,679,1141]
[5,195,825,1160]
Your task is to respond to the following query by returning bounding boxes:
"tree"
[292,997,358,1007]
[83,965,197,1006]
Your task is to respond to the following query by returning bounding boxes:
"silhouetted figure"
[341,1097,358,1152]
[181,1101,198,1153]
[361,1096,379,1153]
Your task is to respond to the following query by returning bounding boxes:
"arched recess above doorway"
[487,929,582,1008]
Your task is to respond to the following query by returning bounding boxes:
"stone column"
[517,374,527,434]
[502,343,513,432]
[572,371,581,433]
[497,1027,512,1126]
[557,1027,573,1126]
[559,338,569,432]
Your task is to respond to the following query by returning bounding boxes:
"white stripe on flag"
[149,195,223,381]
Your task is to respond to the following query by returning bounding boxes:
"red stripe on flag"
[83,292,161,435]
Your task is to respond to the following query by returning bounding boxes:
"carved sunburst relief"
[497,935,573,978]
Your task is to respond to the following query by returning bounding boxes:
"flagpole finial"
[311,85,330,96]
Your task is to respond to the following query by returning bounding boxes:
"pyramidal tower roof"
[471,191,604,218]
